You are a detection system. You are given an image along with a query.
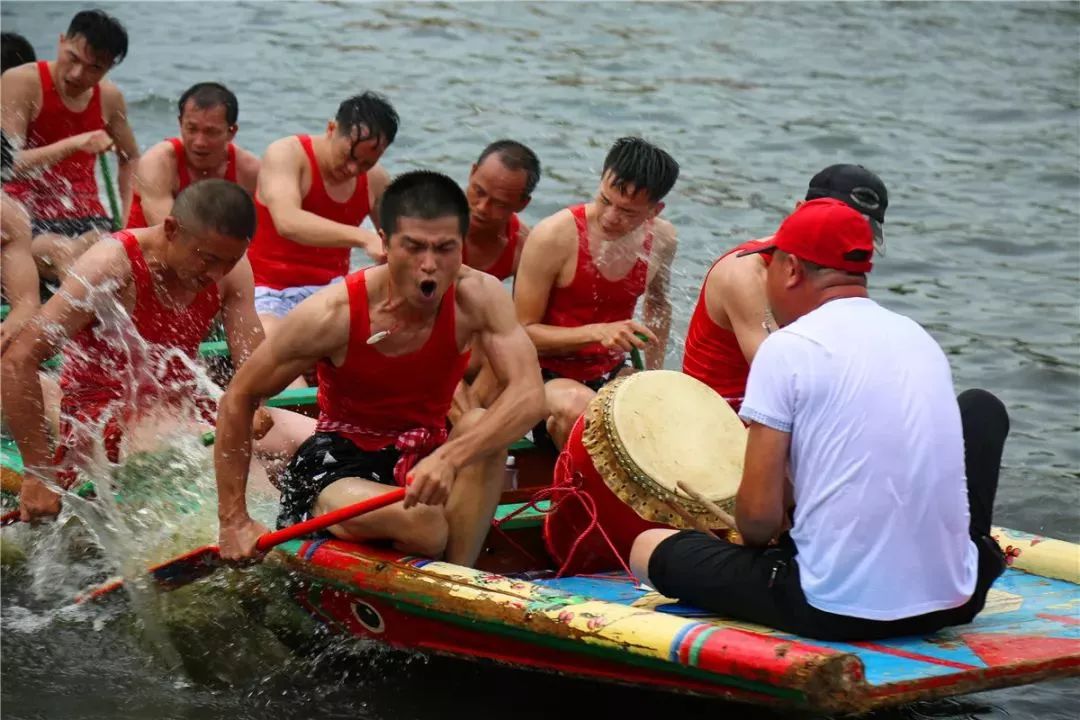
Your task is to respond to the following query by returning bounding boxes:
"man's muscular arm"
[219,256,265,368]
[131,141,177,226]
[102,83,139,223]
[0,194,38,352]
[714,254,772,364]
[258,138,381,258]
[1,240,132,520]
[642,220,677,370]
[215,284,349,559]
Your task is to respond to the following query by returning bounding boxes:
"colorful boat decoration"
[265,508,1080,714]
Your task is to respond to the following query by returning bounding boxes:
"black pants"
[648,389,1011,641]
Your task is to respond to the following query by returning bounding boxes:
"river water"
[1,1,1077,718]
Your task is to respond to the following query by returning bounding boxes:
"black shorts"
[31,216,112,237]
[276,432,400,529]
[648,530,1006,642]
[531,364,629,453]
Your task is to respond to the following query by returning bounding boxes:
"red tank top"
[126,138,238,229]
[4,61,106,220]
[315,269,471,451]
[539,204,652,382]
[463,213,521,281]
[59,231,222,416]
[682,238,772,411]
[247,135,370,289]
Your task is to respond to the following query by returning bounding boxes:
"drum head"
[583,370,745,524]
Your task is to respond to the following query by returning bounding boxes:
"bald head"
[171,179,256,242]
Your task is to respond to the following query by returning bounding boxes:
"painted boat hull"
[268,531,1080,714]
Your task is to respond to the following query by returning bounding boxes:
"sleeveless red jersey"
[126,138,238,229]
[248,135,370,289]
[539,204,652,382]
[682,238,772,411]
[55,231,221,480]
[315,269,471,453]
[463,213,521,281]
[4,61,107,220]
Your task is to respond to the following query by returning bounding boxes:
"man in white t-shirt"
[630,198,1009,641]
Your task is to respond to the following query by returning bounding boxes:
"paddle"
[630,332,648,371]
[99,153,121,231]
[74,485,407,603]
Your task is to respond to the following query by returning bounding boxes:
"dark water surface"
[1,1,1078,718]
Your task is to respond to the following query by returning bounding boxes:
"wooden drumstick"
[676,481,737,531]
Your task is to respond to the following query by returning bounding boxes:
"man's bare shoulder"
[651,216,678,256]
[234,145,261,190]
[67,234,132,285]
[455,265,507,304]
[0,64,41,105]
[98,79,129,115]
[367,163,391,189]
[1,62,38,84]
[262,135,303,162]
[711,240,768,293]
[525,208,577,254]
[139,139,179,167]
[99,78,126,101]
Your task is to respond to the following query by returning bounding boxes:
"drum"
[543,370,747,575]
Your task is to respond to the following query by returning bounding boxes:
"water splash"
[3,257,283,679]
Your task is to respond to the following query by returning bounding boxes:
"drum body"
[543,370,747,575]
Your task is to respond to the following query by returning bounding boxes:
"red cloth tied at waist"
[392,427,449,486]
[314,420,449,486]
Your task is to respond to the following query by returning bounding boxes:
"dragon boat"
[263,435,1079,715]
[1,341,1076,713]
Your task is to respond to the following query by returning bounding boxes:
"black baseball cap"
[806,164,888,252]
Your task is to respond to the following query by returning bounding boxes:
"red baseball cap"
[737,198,875,273]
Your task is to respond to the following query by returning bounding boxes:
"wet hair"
[335,92,399,148]
[172,179,256,242]
[380,170,470,239]
[178,82,238,125]
[601,137,680,204]
[1,32,36,74]
[66,10,128,65]
[476,139,542,197]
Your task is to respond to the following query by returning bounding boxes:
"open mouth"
[420,280,437,298]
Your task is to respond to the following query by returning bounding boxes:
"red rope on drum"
[489,452,638,582]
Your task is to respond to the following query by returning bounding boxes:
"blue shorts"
[254,277,342,318]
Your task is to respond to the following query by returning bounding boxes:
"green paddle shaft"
[99,153,121,231]
[630,332,649,371]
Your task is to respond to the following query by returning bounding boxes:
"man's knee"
[548,383,595,424]
[958,389,1010,434]
[629,528,679,587]
[400,505,449,558]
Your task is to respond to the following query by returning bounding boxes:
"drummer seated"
[629,199,1009,642]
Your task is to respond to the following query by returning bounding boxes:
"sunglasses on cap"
[847,187,885,256]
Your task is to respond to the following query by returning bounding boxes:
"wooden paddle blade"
[74,544,223,604]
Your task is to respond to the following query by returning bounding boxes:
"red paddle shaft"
[75,486,407,603]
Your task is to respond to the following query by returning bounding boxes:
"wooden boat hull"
[267,530,1080,714]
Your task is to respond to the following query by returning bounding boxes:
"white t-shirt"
[740,297,978,621]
